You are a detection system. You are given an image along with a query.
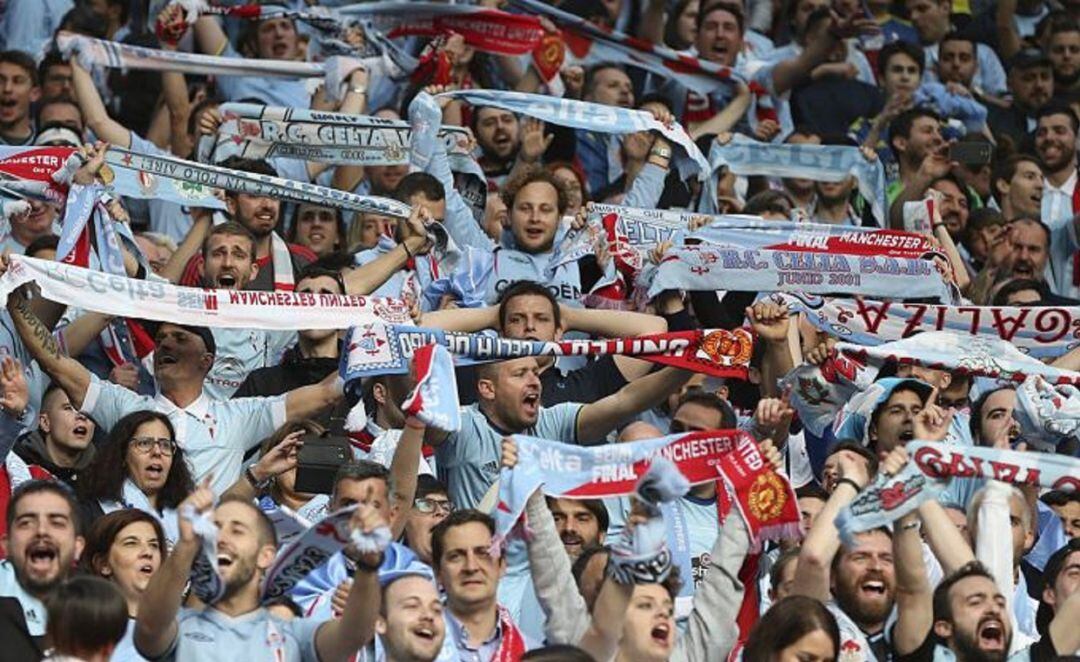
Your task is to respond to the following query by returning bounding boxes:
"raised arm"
[5,285,91,410]
[561,304,668,381]
[387,417,425,539]
[576,367,691,442]
[71,58,132,148]
[892,511,934,655]
[917,499,975,575]
[314,502,383,661]
[135,482,214,658]
[159,207,212,285]
[502,437,591,644]
[791,453,869,601]
[341,209,433,295]
[192,14,230,56]
[284,370,344,422]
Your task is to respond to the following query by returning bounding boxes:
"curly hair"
[76,410,194,513]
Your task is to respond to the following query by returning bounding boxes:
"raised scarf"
[495,431,801,551]
[203,102,475,170]
[835,441,1080,546]
[0,145,224,211]
[644,244,954,302]
[0,255,412,331]
[180,0,544,57]
[835,330,1080,386]
[705,135,888,225]
[436,89,710,181]
[56,32,391,104]
[774,292,1079,360]
[339,323,755,379]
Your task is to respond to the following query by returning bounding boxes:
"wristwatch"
[244,466,271,491]
[649,144,673,160]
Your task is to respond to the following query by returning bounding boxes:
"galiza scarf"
[835,441,1080,545]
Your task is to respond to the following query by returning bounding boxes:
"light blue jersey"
[151,606,323,662]
[217,44,312,109]
[80,375,287,494]
[1039,171,1080,300]
[436,403,582,511]
[205,327,295,400]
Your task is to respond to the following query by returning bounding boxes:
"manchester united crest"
[747,472,787,521]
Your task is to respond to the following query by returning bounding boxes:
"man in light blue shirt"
[188,13,311,109]
[134,491,384,661]
[3,281,347,495]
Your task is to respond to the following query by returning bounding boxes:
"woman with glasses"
[80,509,166,661]
[401,474,454,566]
[77,410,194,549]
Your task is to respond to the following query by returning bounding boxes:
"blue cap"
[834,377,934,445]
[378,543,435,588]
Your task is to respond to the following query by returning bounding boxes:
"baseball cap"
[145,320,217,356]
[1010,48,1051,70]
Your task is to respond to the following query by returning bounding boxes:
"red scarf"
[492,604,527,662]
[1070,181,1080,286]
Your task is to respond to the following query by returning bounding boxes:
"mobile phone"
[948,142,993,166]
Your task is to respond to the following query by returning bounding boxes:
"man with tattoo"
[0,246,350,496]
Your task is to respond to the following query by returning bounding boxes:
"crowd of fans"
[0,0,1078,660]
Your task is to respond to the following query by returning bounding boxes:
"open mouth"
[860,579,887,597]
[72,423,90,437]
[413,625,437,641]
[157,354,178,367]
[138,562,155,575]
[254,211,276,226]
[898,429,915,442]
[309,231,325,244]
[216,273,237,288]
[145,463,165,480]
[977,618,1006,650]
[26,541,58,572]
[216,552,234,569]
[522,392,539,416]
[650,623,671,645]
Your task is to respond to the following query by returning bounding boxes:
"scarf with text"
[56,32,390,104]
[203,102,477,173]
[495,431,800,552]
[55,184,155,368]
[261,504,390,600]
[835,441,1080,546]
[339,323,755,380]
[0,146,225,210]
[835,330,1080,386]
[644,244,953,302]
[179,0,545,57]
[0,255,412,330]
[334,2,545,56]
[705,135,888,224]
[773,292,1079,360]
[436,89,710,181]
[507,0,754,98]
[106,146,412,217]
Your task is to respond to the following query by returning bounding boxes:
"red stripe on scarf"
[1070,181,1080,286]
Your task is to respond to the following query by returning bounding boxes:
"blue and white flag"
[436,89,710,181]
[644,244,954,302]
[835,441,1080,547]
[705,135,888,224]
[401,343,461,433]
